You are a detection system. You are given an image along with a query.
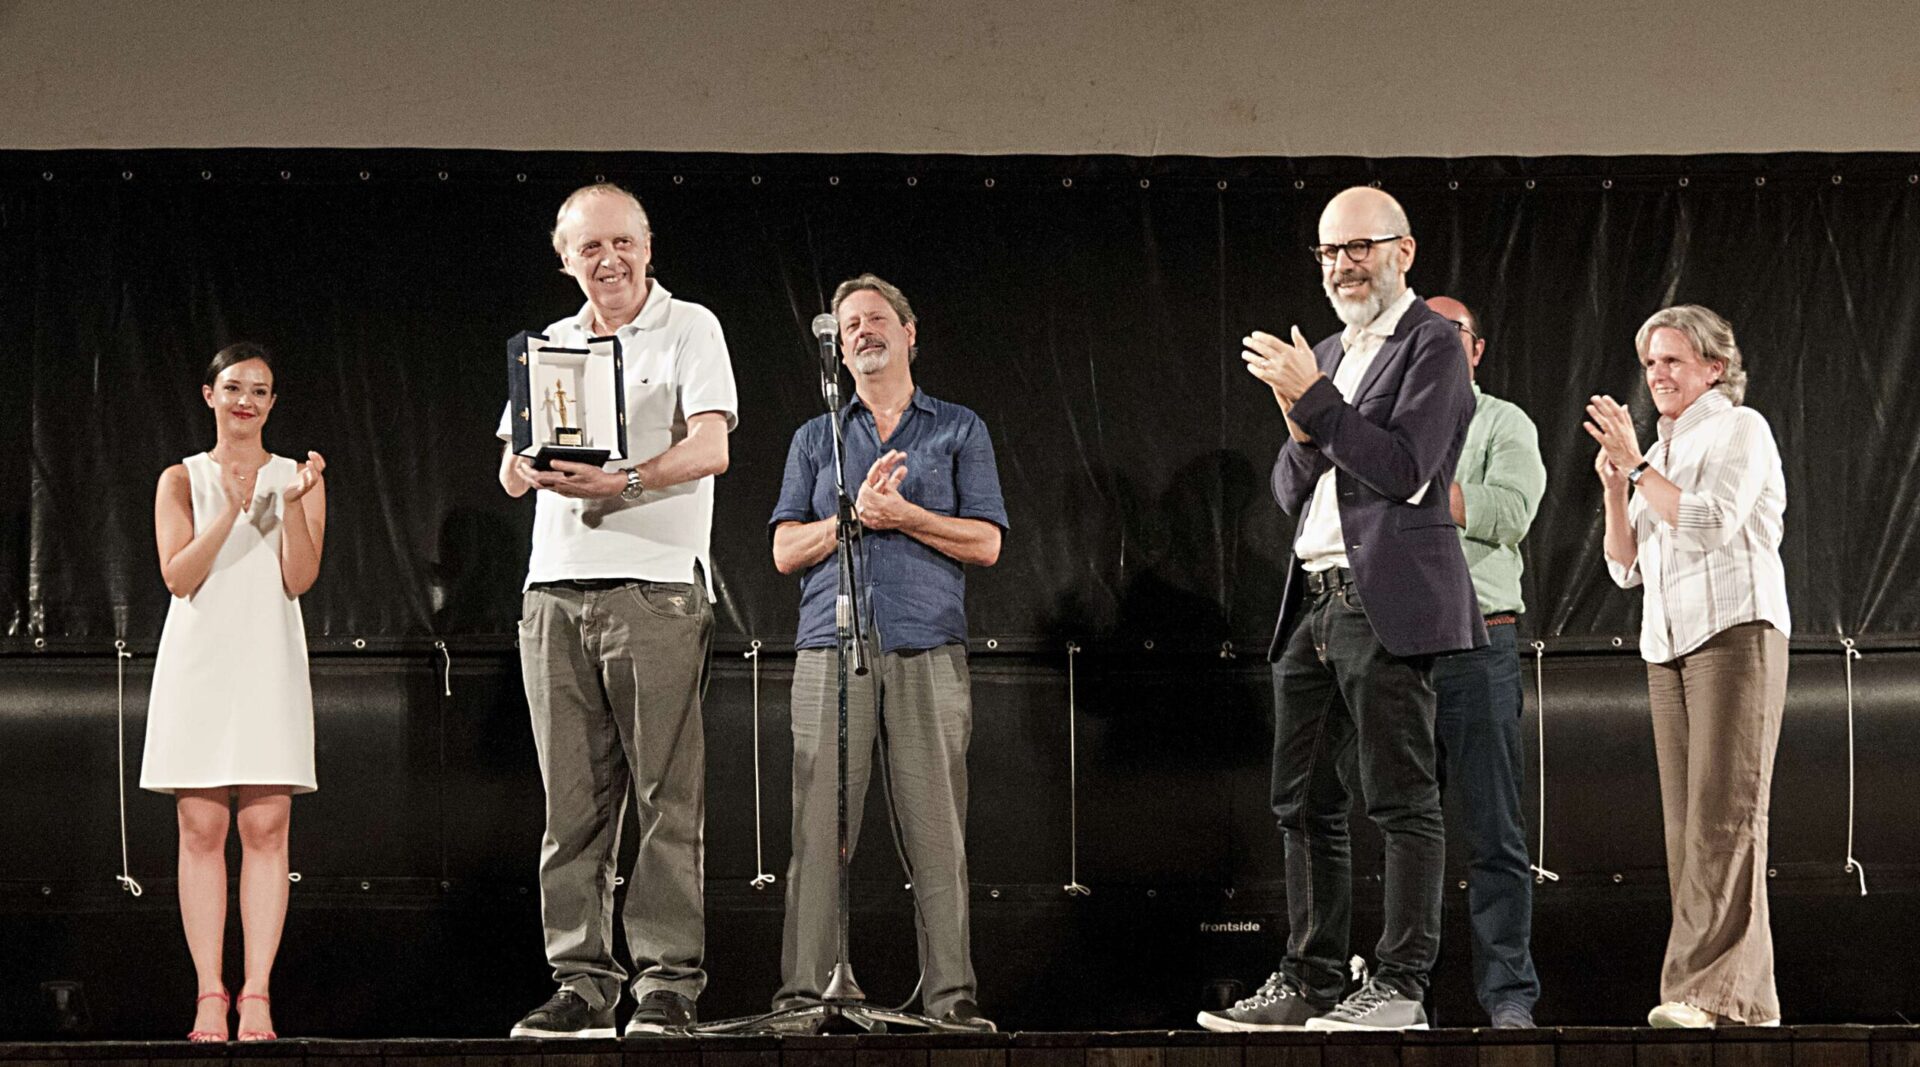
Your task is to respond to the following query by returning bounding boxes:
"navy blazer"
[1266,297,1487,660]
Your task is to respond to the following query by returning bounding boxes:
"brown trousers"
[1645,620,1787,1024]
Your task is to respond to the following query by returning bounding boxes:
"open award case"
[508,330,629,470]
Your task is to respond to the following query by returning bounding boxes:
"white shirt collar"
[572,280,673,336]
[1658,389,1733,442]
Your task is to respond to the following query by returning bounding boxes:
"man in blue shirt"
[769,273,1008,1031]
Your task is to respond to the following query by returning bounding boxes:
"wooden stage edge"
[3,1026,1919,1067]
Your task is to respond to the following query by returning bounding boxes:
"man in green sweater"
[1430,296,1548,1028]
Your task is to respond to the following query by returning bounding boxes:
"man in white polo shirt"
[497,183,738,1039]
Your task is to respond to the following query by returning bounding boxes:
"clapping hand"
[1242,327,1322,405]
[854,450,914,530]
[284,451,327,504]
[1583,394,1644,472]
[1593,445,1628,492]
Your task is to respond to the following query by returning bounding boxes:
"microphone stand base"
[697,1000,994,1036]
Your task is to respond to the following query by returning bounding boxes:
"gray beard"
[1326,258,1404,327]
[850,347,892,374]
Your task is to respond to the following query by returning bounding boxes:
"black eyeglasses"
[1448,319,1480,343]
[1308,235,1403,266]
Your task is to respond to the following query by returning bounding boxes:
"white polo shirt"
[497,282,739,592]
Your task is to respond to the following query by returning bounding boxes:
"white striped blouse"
[1606,390,1791,663]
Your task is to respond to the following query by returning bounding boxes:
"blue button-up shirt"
[771,389,1009,653]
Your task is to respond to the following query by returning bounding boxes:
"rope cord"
[1841,637,1869,896]
[1064,642,1089,897]
[113,641,143,897]
[1528,640,1559,884]
[746,640,775,889]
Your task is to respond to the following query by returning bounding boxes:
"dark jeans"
[1270,584,1445,1003]
[1434,621,1541,1016]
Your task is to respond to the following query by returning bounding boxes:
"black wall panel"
[2,650,1914,1034]
[3,150,1920,651]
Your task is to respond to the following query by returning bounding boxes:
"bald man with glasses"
[1201,187,1483,1033]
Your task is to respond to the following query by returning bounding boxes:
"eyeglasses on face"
[1447,319,1480,343]
[1308,235,1403,266]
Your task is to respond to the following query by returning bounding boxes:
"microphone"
[812,313,841,407]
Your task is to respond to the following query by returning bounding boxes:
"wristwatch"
[622,467,646,501]
[1626,460,1651,485]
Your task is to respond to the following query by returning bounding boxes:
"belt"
[1303,567,1354,597]
[531,578,635,592]
[1484,613,1518,627]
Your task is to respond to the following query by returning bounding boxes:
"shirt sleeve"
[1461,404,1547,548]
[496,401,513,443]
[1606,553,1643,589]
[770,422,823,528]
[675,304,740,431]
[1664,409,1778,551]
[954,412,1010,530]
[1607,496,1647,589]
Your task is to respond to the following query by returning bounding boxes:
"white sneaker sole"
[1197,1011,1310,1032]
[509,1025,617,1038]
[1306,1019,1430,1031]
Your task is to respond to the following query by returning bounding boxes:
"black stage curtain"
[3,150,1917,654]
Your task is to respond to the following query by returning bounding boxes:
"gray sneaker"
[1197,972,1331,1032]
[1305,979,1429,1031]
[1490,1003,1536,1029]
[625,989,695,1035]
[510,989,616,1038]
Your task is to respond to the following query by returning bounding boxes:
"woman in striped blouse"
[1585,305,1789,1029]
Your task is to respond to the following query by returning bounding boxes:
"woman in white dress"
[141,342,327,1042]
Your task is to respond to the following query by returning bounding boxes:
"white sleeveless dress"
[140,453,317,794]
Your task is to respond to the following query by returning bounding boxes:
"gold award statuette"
[548,382,583,446]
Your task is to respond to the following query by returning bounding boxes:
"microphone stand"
[702,316,969,1036]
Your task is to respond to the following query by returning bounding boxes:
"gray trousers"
[777,644,978,1016]
[520,578,712,1010]
[1646,620,1787,1025]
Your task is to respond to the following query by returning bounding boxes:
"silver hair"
[1634,305,1748,405]
[550,182,651,257]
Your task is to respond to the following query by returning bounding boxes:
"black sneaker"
[510,989,616,1038]
[625,989,696,1035]
[1197,972,1331,1032]
[938,999,998,1032]
[1304,979,1429,1031]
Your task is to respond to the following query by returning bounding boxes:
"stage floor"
[3,1026,1916,1067]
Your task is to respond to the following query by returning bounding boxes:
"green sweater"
[1454,384,1547,616]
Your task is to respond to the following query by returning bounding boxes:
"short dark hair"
[205,341,275,390]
